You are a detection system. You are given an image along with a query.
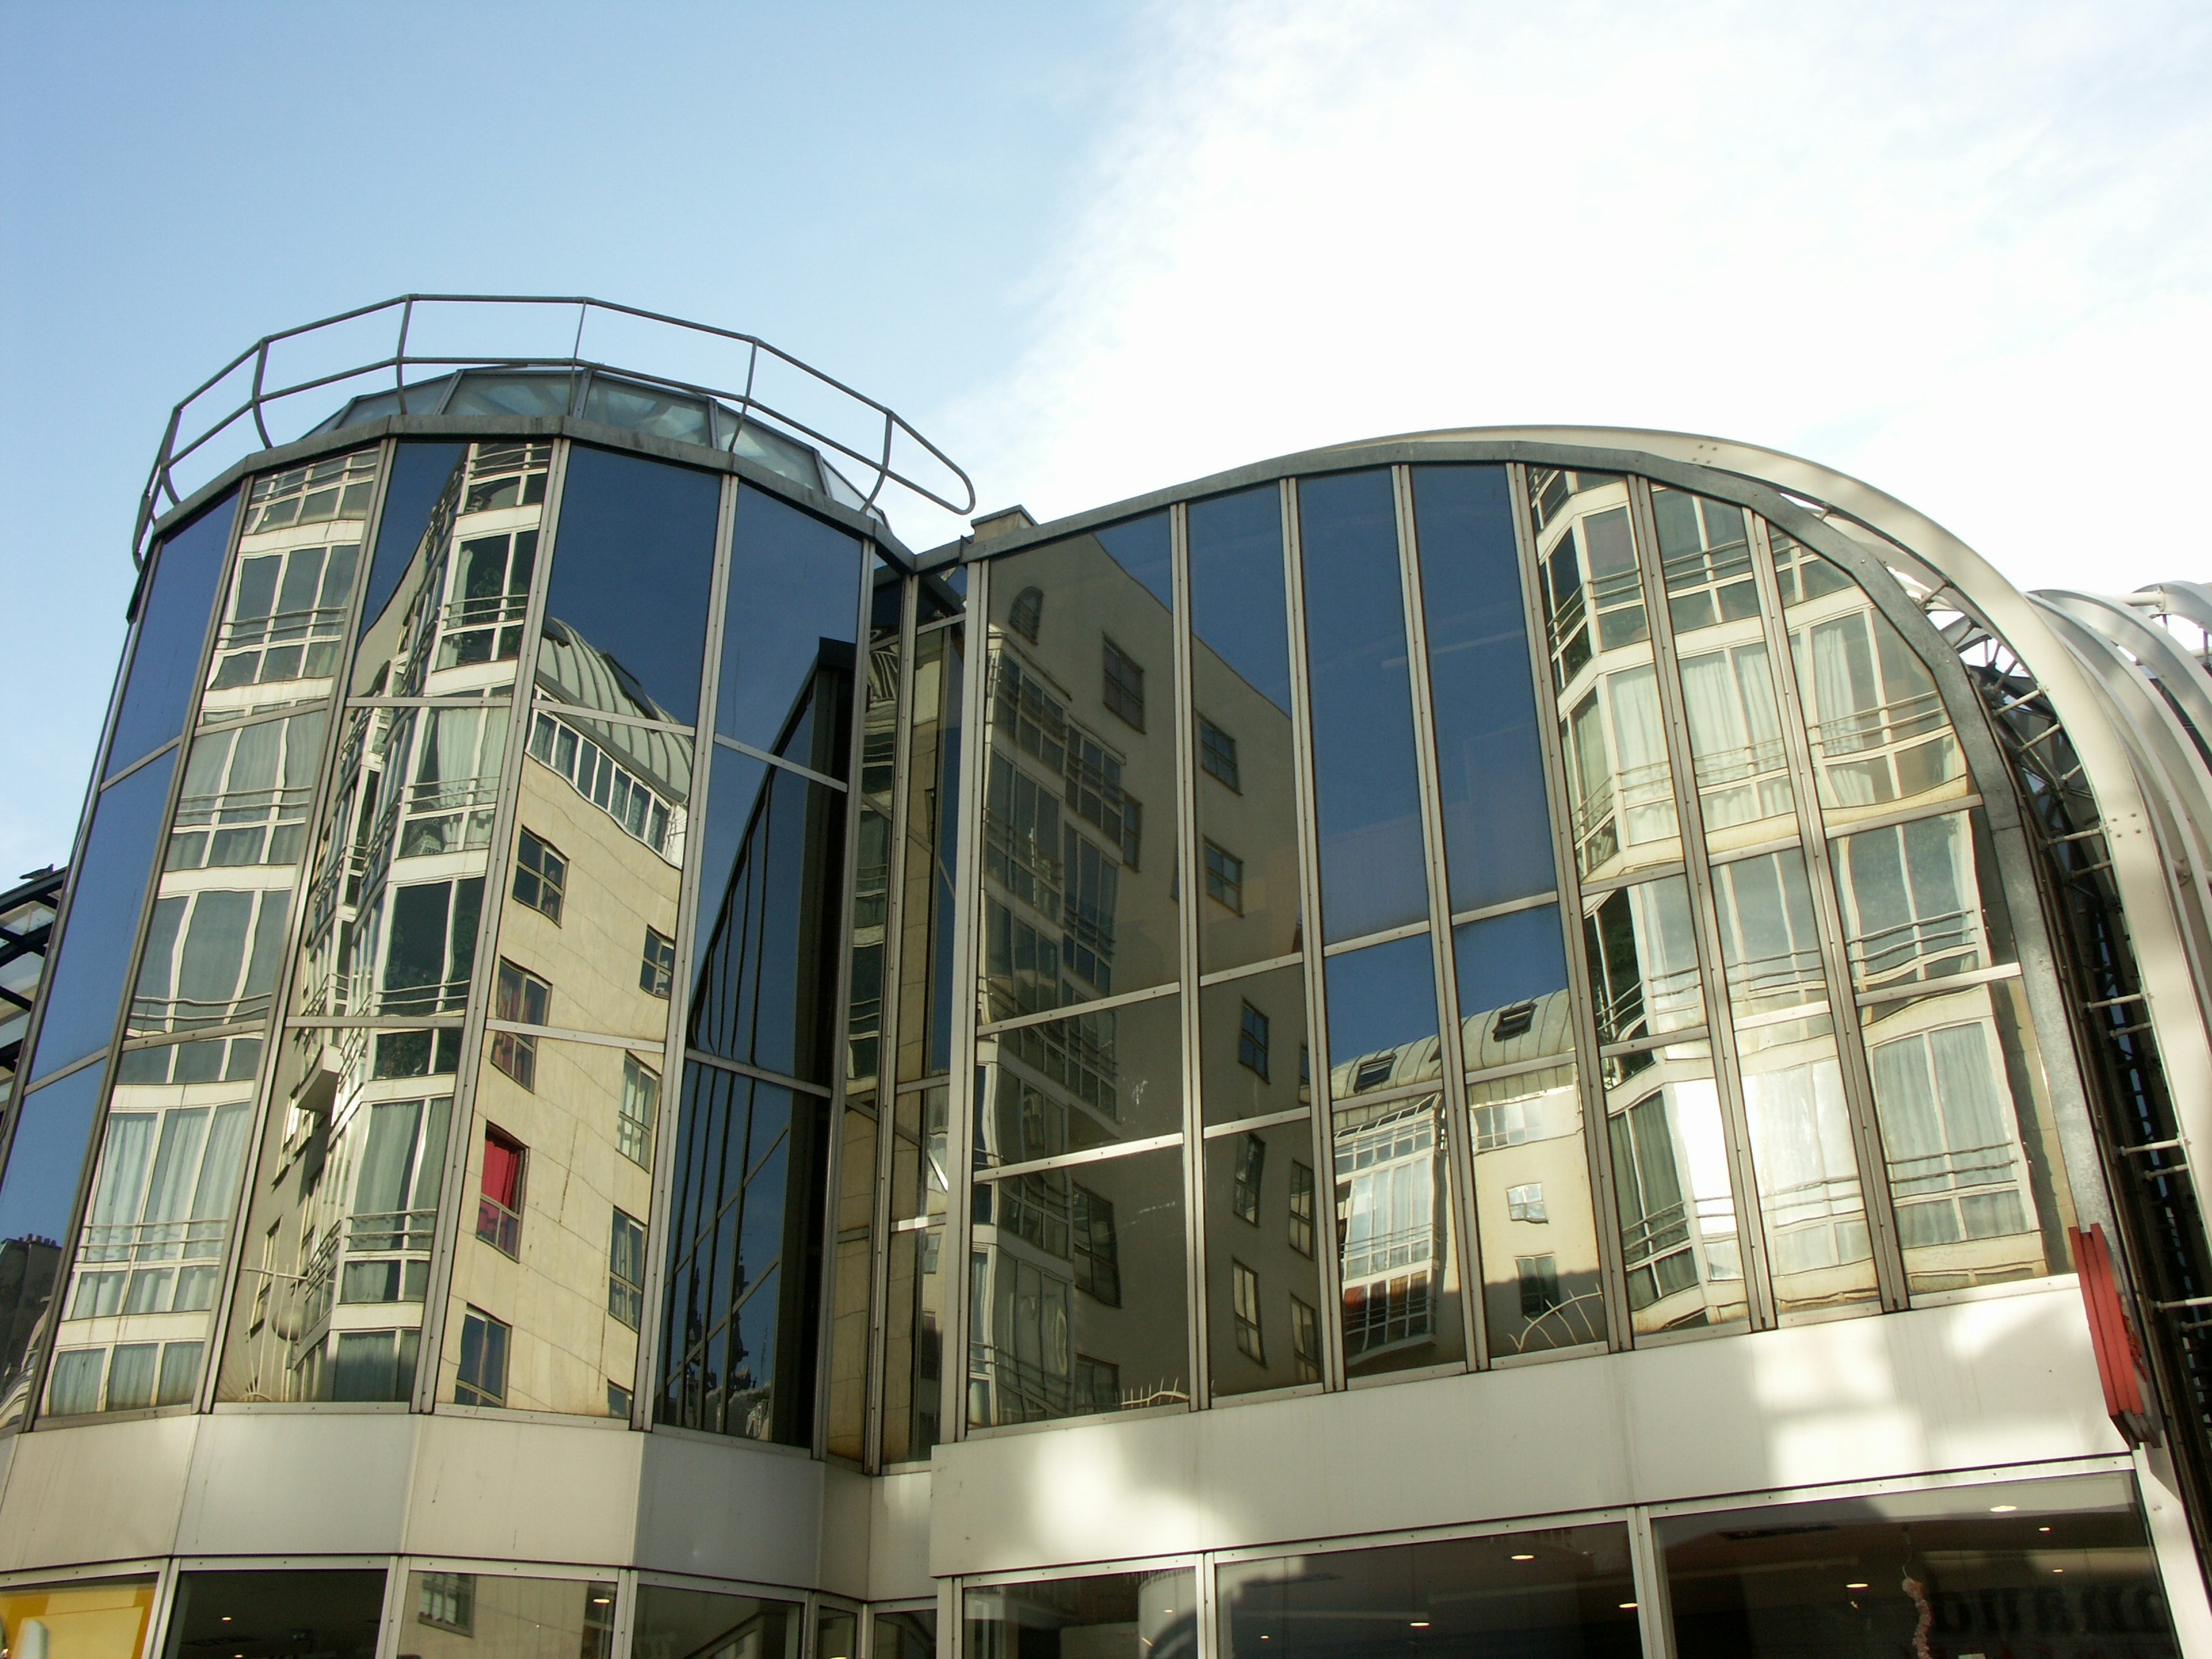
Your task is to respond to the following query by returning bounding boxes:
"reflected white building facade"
[0,301,2209,1659]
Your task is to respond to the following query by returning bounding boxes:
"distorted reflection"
[981,514,1176,1020]
[968,1146,1187,1426]
[1205,1117,1324,1396]
[1189,485,1301,973]
[1531,469,1680,881]
[1604,1041,1747,1332]
[634,1585,800,1659]
[108,491,239,776]
[401,1570,616,1659]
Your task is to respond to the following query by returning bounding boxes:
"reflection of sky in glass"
[1412,465,1554,912]
[719,484,862,753]
[0,1067,103,1242]
[547,445,721,725]
[357,441,465,653]
[1190,485,1289,711]
[1094,511,1172,613]
[1325,932,1438,1065]
[109,494,236,773]
[1453,904,1567,1020]
[30,752,177,1080]
[1300,469,1427,942]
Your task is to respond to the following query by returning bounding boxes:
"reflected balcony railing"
[168,788,314,872]
[435,592,531,671]
[1847,908,1982,987]
[77,1215,230,1266]
[128,987,279,1037]
[135,294,976,566]
[211,601,351,688]
[1339,1222,1437,1282]
[1815,688,1952,758]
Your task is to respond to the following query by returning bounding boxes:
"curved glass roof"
[313,367,879,516]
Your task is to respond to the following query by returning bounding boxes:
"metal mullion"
[811,540,876,1460]
[1196,1550,1219,1659]
[940,555,991,1443]
[1171,501,1209,1408]
[1747,515,1909,1312]
[1505,464,1632,1350]
[1281,476,1347,1390]
[412,433,573,1411]
[1394,463,1484,1369]
[13,479,251,1431]
[1627,1505,1678,1659]
[1624,476,1775,1331]
[863,566,920,1469]
[198,437,399,1413]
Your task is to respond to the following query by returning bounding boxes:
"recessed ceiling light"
[1408,1620,1430,1628]
[1990,1504,2018,1513]
[1510,1554,1536,1562]
[2039,1526,2052,1533]
[2053,1568,2065,1574]
[1846,1582,1868,1590]
[1618,1602,1638,1611]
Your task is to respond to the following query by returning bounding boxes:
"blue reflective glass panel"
[1190,485,1290,712]
[1412,465,1555,912]
[691,756,845,1086]
[1324,932,1441,1093]
[1453,906,1571,1074]
[543,446,721,726]
[357,441,467,649]
[1298,471,1426,943]
[108,492,237,775]
[718,485,863,767]
[29,752,178,1081]
[0,1067,104,1422]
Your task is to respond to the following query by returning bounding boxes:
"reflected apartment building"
[1,298,2210,1659]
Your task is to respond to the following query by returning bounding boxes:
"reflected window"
[1290,1162,1315,1256]
[402,1570,615,1659]
[130,887,291,1036]
[1238,1003,1269,1080]
[456,1304,510,1405]
[1232,1261,1264,1359]
[634,1584,801,1659]
[1583,877,1702,1046]
[1203,843,1244,914]
[169,1569,384,1659]
[1651,486,1755,635]
[1198,715,1240,789]
[209,539,360,691]
[168,709,325,871]
[512,830,566,923]
[1103,639,1146,730]
[438,528,537,669]
[968,1570,1196,1659]
[1832,811,1986,988]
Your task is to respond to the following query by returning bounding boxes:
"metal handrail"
[134,294,978,565]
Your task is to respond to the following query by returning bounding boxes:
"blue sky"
[6,1,2211,877]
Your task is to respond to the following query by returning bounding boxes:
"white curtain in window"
[140,1107,212,1234]
[1607,666,1676,844]
[84,1113,155,1255]
[356,1100,424,1217]
[1743,1055,1857,1229]
[188,1102,252,1226]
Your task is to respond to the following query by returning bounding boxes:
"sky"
[4,0,2210,878]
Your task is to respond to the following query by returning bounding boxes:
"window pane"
[1299,469,1427,942]
[880,1216,946,1464]
[1219,1524,1638,1659]
[657,1063,825,1446]
[872,1608,937,1659]
[1862,979,2073,1293]
[1206,1118,1323,1397]
[1334,1089,1464,1376]
[980,994,1181,1164]
[1190,484,1302,974]
[1199,964,1308,1128]
[170,1570,385,1659]
[899,622,964,1084]
[1581,876,1703,1047]
[445,1039,662,1418]
[0,1068,103,1422]
[29,751,176,1079]
[718,483,864,763]
[355,441,468,665]
[1471,1060,1608,1355]
[0,1575,155,1658]
[692,749,844,1086]
[968,1570,1195,1659]
[968,1145,1187,1426]
[1529,471,1680,882]
[635,1586,800,1659]
[982,516,1177,1018]
[1412,464,1556,911]
[1603,1043,1748,1334]
[1658,1474,2171,1657]
[541,445,720,726]
[108,491,237,775]
[1831,809,1995,992]
[1325,933,1441,1096]
[400,1571,616,1659]
[1454,905,1569,1066]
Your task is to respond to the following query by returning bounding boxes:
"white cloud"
[942,0,2212,594]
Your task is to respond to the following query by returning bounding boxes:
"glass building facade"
[0,300,2207,1659]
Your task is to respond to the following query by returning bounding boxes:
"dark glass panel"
[1412,464,1556,912]
[397,1570,616,1659]
[634,1585,800,1659]
[1324,933,1441,1095]
[968,1146,1188,1425]
[1199,964,1308,1128]
[969,1571,1196,1659]
[167,1569,386,1659]
[543,445,721,726]
[873,1608,937,1659]
[897,623,963,1084]
[1205,1116,1324,1397]
[1658,1475,2172,1658]
[980,515,1177,1018]
[108,491,237,775]
[880,1213,945,1463]
[656,1063,825,1446]
[979,994,1182,1164]
[1298,469,1427,942]
[0,1069,99,1424]
[718,484,865,764]
[1191,485,1301,974]
[1218,1524,1639,1659]
[691,754,846,1086]
[28,752,177,1081]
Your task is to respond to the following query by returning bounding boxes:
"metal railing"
[135,295,978,565]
